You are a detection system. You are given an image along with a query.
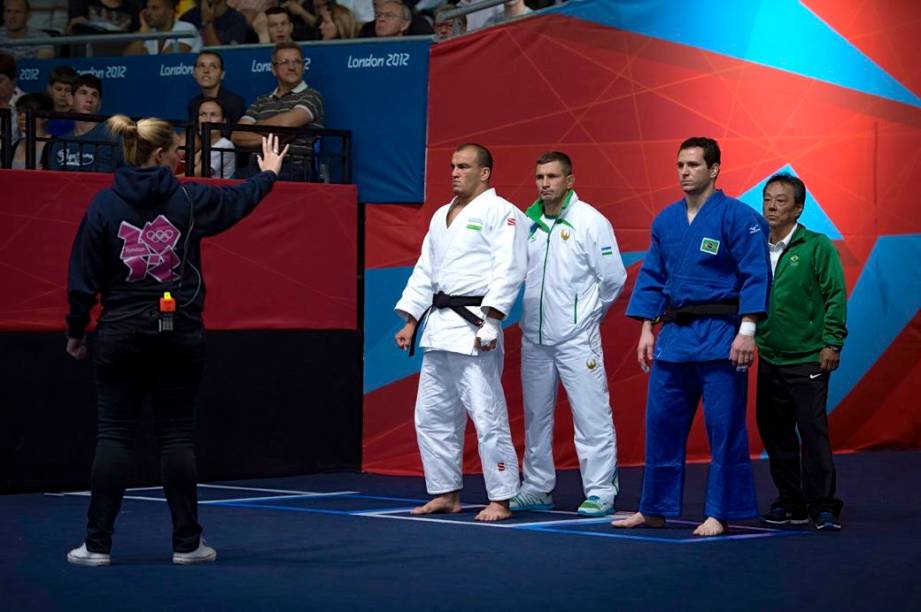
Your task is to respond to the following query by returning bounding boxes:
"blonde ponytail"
[107,114,175,167]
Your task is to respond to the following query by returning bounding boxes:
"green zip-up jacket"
[756,224,847,365]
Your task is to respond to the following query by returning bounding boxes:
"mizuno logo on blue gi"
[749,225,762,234]
[700,238,720,255]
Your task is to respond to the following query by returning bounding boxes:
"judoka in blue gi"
[612,137,771,536]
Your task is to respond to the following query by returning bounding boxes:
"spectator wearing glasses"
[359,0,431,37]
[232,42,323,181]
[433,2,465,41]
[373,0,409,37]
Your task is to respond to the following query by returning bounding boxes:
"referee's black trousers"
[84,322,204,554]
[755,359,843,518]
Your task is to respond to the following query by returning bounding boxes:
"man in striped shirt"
[233,41,323,180]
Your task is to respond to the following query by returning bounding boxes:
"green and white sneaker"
[577,496,614,517]
[509,491,554,511]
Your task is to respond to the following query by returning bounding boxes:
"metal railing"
[8,30,199,57]
[0,109,11,169]
[16,110,352,183]
[205,123,351,183]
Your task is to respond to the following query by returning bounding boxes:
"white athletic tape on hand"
[475,317,500,346]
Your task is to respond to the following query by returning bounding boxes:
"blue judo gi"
[627,190,771,520]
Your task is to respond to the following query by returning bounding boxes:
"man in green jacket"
[756,173,847,531]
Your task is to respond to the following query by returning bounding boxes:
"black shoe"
[760,505,809,525]
[814,511,842,531]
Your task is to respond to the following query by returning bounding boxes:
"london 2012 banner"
[16,38,430,203]
[361,0,921,475]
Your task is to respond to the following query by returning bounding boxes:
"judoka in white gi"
[394,143,528,521]
[613,137,771,537]
[511,151,627,517]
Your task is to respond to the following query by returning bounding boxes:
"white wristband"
[738,321,756,336]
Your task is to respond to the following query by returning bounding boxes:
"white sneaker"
[509,491,554,511]
[172,540,217,565]
[67,543,111,567]
[577,495,614,517]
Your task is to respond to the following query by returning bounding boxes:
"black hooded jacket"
[66,166,276,338]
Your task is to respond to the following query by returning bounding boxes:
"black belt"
[657,299,739,326]
[409,291,484,356]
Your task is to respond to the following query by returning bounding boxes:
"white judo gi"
[396,188,528,500]
[519,190,627,505]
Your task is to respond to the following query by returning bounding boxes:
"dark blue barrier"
[17,38,430,203]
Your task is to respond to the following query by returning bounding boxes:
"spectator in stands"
[125,0,203,54]
[359,0,431,37]
[1,0,55,59]
[0,53,26,142]
[372,0,409,37]
[192,97,235,177]
[233,42,323,181]
[28,0,70,34]
[46,65,76,113]
[180,0,250,46]
[186,51,246,125]
[455,0,501,32]
[47,74,123,172]
[483,0,531,27]
[46,65,77,137]
[251,6,294,43]
[10,92,54,169]
[318,4,358,40]
[278,0,318,41]
[67,0,141,35]
[433,2,465,41]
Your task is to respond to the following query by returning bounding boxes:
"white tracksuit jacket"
[519,190,627,503]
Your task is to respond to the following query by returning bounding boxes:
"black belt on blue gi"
[657,298,739,326]
[408,291,485,357]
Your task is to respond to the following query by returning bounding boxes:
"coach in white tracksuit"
[515,151,627,516]
[394,144,528,522]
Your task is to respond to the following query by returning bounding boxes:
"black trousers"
[756,359,843,518]
[85,323,205,554]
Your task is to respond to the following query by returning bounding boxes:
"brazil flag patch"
[700,237,720,255]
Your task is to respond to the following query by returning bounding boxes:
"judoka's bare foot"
[692,517,728,537]
[611,512,665,528]
[475,501,512,522]
[410,492,461,515]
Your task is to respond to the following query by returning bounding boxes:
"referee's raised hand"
[257,133,289,175]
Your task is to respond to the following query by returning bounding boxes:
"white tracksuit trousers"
[415,348,520,500]
[520,326,619,503]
